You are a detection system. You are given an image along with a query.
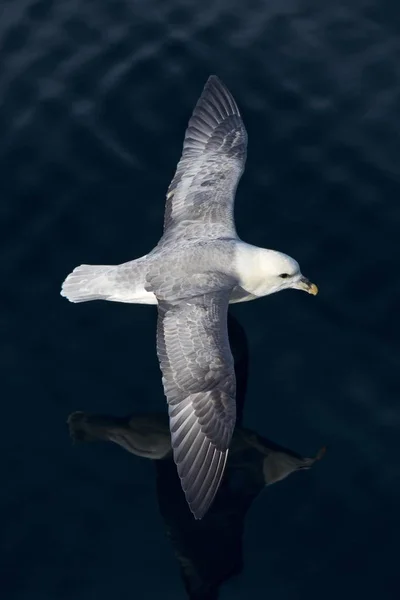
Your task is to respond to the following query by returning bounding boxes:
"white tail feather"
[61,264,114,303]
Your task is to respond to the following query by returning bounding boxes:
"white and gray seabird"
[61,76,318,520]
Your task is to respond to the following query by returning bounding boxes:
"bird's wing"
[158,75,248,247]
[156,288,236,519]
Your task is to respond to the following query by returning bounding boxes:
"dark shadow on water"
[67,313,324,599]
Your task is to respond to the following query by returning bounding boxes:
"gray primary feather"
[156,290,236,519]
[159,75,248,247]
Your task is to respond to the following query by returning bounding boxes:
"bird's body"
[61,76,317,519]
[63,240,306,305]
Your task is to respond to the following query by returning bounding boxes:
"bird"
[61,75,318,520]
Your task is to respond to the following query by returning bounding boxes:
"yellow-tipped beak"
[295,277,319,295]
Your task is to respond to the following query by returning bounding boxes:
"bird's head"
[258,249,318,297]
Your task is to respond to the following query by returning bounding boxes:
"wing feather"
[159,75,248,246]
[156,291,236,519]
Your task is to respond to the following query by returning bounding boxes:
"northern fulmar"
[61,75,318,519]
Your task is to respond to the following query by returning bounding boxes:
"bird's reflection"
[68,314,324,600]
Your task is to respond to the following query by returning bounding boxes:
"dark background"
[2,0,399,598]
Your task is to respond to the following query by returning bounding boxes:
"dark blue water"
[2,1,399,598]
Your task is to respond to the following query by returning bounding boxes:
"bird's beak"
[294,276,318,295]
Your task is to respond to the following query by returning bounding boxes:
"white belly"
[114,286,157,304]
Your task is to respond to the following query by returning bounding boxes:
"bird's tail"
[60,264,114,303]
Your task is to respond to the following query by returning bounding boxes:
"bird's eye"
[279,273,290,279]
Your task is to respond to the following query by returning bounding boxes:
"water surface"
[1,1,399,598]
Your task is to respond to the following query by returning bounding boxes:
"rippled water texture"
[1,1,399,598]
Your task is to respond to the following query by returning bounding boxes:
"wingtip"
[206,74,227,92]
[191,507,205,521]
[185,449,229,520]
[207,74,221,84]
[195,74,240,121]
